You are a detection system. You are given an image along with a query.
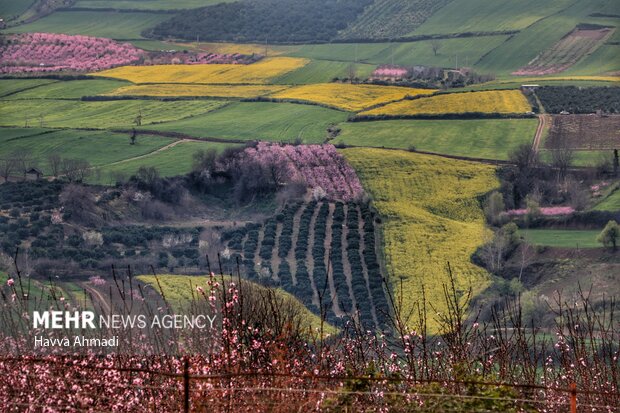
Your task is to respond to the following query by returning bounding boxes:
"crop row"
[226,200,386,328]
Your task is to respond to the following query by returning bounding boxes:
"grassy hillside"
[343,148,498,332]
[594,188,620,211]
[71,0,235,10]
[521,229,602,249]
[0,128,176,174]
[338,0,451,40]
[272,60,376,84]
[287,36,510,69]
[0,99,227,129]
[0,0,31,19]
[335,119,537,160]
[4,79,130,100]
[412,0,574,35]
[91,140,239,184]
[141,102,348,143]
[7,11,170,39]
[0,79,58,97]
[136,274,335,333]
[477,0,620,76]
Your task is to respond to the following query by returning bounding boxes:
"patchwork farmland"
[1,0,619,409]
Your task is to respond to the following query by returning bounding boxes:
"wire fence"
[2,356,618,412]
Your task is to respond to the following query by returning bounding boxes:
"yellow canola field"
[270,83,435,111]
[360,90,531,116]
[93,57,309,84]
[343,148,498,333]
[106,84,290,98]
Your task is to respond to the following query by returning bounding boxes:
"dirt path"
[100,139,188,168]
[288,206,304,285]
[532,114,550,153]
[80,282,112,316]
[307,204,320,307]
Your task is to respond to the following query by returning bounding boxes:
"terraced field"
[359,90,531,117]
[335,118,538,159]
[105,84,289,98]
[343,148,498,332]
[0,99,226,129]
[94,57,309,84]
[222,201,387,328]
[141,102,348,143]
[271,83,434,111]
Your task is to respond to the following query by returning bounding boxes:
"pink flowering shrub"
[243,142,364,201]
[372,65,409,78]
[0,33,144,73]
[506,206,575,216]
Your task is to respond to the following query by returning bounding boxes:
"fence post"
[570,382,577,413]
[183,357,190,413]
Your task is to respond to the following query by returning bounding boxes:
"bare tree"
[0,157,17,181]
[431,39,442,56]
[62,158,91,182]
[12,149,33,175]
[550,136,574,182]
[47,153,62,177]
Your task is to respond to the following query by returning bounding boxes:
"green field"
[520,229,603,249]
[0,127,51,141]
[0,79,58,97]
[412,0,574,35]
[0,0,31,19]
[540,150,613,167]
[0,128,176,174]
[477,0,620,76]
[286,35,510,69]
[7,11,169,39]
[0,99,227,129]
[142,102,348,143]
[335,119,537,160]
[91,140,239,184]
[3,79,130,100]
[273,60,376,84]
[594,188,620,212]
[72,0,234,10]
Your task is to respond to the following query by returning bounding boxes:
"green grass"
[3,79,130,100]
[6,11,169,39]
[136,274,334,333]
[142,102,348,143]
[477,0,619,76]
[273,60,376,84]
[286,36,510,69]
[412,0,574,35]
[0,79,58,97]
[0,127,51,140]
[594,187,620,211]
[520,229,603,249]
[0,128,176,174]
[0,99,227,129]
[540,150,612,167]
[0,0,31,19]
[91,140,239,184]
[72,0,234,10]
[335,119,537,160]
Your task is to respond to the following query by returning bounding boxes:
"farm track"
[95,139,188,168]
[289,206,304,285]
[272,221,283,281]
[80,282,112,316]
[532,114,550,153]
[307,205,320,306]
[324,203,340,315]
